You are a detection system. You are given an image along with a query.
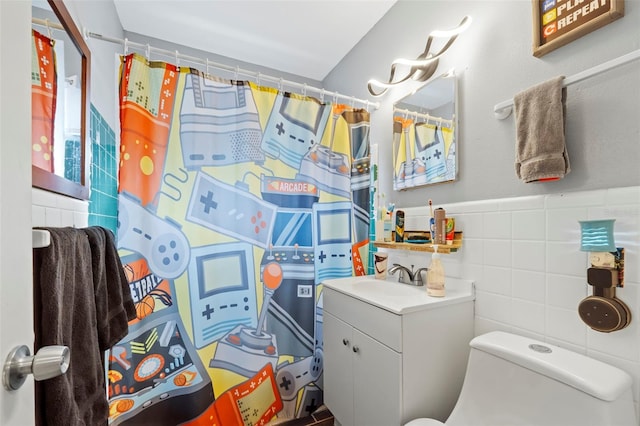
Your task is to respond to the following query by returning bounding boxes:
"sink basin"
[322,275,474,314]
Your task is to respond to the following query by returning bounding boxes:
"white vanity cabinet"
[322,276,474,426]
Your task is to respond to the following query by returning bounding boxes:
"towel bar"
[494,49,640,120]
[32,229,51,248]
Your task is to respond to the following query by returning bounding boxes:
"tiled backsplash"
[390,186,640,412]
[88,104,118,234]
[32,187,88,228]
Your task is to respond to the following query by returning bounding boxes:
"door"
[323,312,355,426]
[1,0,36,424]
[352,329,402,426]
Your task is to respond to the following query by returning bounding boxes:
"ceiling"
[113,0,397,82]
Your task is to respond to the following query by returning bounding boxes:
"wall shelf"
[374,232,463,253]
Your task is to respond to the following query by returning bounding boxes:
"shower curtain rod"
[32,17,65,32]
[85,30,380,110]
[494,48,640,120]
[393,107,453,125]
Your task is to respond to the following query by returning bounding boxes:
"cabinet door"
[353,329,402,426]
[324,311,355,426]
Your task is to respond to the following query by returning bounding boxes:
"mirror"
[31,0,90,199]
[392,71,457,190]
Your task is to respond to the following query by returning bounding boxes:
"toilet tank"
[447,331,637,426]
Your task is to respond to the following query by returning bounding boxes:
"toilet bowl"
[406,331,637,426]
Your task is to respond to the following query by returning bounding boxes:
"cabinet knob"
[352,346,359,353]
[342,338,349,346]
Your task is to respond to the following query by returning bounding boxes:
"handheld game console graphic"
[186,242,259,348]
[261,93,330,168]
[179,72,264,169]
[213,363,283,426]
[117,193,190,280]
[415,123,445,183]
[313,202,354,283]
[186,172,276,249]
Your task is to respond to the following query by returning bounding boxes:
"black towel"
[33,227,135,426]
[83,226,136,351]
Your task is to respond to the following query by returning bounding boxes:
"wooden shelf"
[373,232,463,254]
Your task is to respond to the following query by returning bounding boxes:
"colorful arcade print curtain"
[392,115,455,190]
[107,53,370,425]
[31,29,57,172]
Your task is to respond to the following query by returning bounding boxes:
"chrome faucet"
[388,264,428,286]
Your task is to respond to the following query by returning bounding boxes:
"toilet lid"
[404,419,446,426]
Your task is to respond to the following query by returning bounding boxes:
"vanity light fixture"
[367,15,472,97]
[577,219,630,333]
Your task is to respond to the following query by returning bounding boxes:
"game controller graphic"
[186,172,276,249]
[275,348,323,401]
[117,193,190,280]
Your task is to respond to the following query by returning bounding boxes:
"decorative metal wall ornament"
[367,16,472,97]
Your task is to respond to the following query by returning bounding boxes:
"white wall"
[324,0,640,206]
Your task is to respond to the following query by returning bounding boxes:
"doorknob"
[3,345,70,391]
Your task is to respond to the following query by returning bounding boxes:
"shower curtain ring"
[175,50,180,66]
[124,38,129,55]
[278,77,284,92]
[320,88,325,103]
[234,66,239,81]
[302,83,307,97]
[44,19,52,39]
[256,72,261,87]
[145,44,150,60]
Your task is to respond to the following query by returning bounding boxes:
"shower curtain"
[107,53,370,425]
[392,115,455,189]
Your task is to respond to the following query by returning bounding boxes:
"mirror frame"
[33,0,90,200]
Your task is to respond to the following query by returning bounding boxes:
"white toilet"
[406,331,637,426]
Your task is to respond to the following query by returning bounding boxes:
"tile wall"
[32,187,88,228]
[387,185,640,418]
[88,104,119,234]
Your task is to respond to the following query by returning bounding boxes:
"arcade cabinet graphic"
[107,255,213,426]
[261,175,318,358]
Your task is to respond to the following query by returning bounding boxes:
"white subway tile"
[44,207,62,227]
[474,317,512,337]
[460,238,483,265]
[479,266,511,295]
[60,210,75,227]
[32,205,46,228]
[32,187,59,208]
[512,210,545,240]
[512,240,545,272]
[483,211,512,239]
[475,291,511,323]
[545,190,606,209]
[587,318,640,363]
[483,239,512,267]
[546,306,587,346]
[546,208,587,242]
[512,269,545,303]
[510,299,545,334]
[498,195,545,211]
[546,274,588,309]
[607,186,640,205]
[454,213,483,238]
[546,242,586,276]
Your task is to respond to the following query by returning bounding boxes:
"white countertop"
[321,275,475,315]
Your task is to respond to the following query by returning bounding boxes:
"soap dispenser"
[427,246,445,297]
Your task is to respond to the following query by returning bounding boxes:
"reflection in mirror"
[392,71,457,190]
[31,0,89,200]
